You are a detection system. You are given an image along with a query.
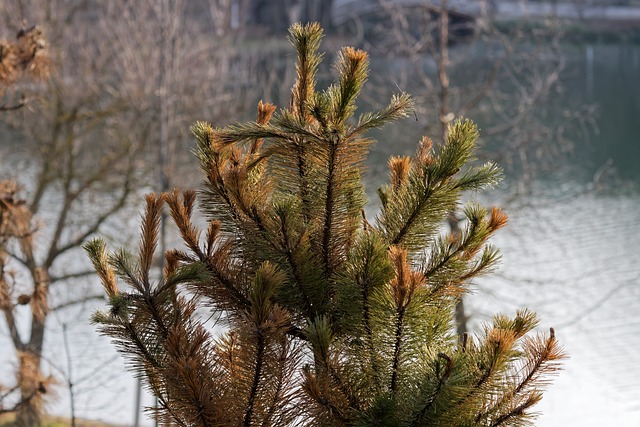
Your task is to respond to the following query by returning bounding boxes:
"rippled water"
[472,189,640,426]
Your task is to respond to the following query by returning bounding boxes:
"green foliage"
[86,22,564,427]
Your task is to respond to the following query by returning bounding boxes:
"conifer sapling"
[85,22,565,427]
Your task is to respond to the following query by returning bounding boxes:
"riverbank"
[493,0,640,42]
[495,1,640,23]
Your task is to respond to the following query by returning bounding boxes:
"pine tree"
[86,23,564,427]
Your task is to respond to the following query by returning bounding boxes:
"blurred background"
[0,0,638,426]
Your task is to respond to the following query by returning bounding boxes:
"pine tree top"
[86,22,564,427]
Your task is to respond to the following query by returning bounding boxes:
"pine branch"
[261,341,290,425]
[162,192,250,310]
[138,194,163,291]
[140,293,170,341]
[455,161,502,191]
[331,47,369,126]
[301,365,350,426]
[243,331,265,427]
[328,364,362,413]
[212,261,250,301]
[385,184,438,248]
[165,190,206,260]
[108,248,144,294]
[423,204,507,298]
[288,22,323,121]
[516,329,565,395]
[295,139,311,223]
[272,111,326,143]
[489,394,540,427]
[350,92,414,137]
[358,265,380,386]
[380,120,502,253]
[276,204,315,316]
[477,327,565,425]
[322,141,338,281]
[389,305,405,393]
[410,353,454,427]
[210,119,321,147]
[387,246,422,393]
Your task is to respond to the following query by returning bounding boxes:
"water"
[563,43,640,182]
[1,41,639,426]
[472,189,640,426]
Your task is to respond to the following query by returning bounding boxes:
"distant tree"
[0,180,52,422]
[0,3,140,426]
[0,24,51,425]
[87,23,564,427]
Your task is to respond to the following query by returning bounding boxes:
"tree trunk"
[15,268,49,427]
[448,214,468,337]
[455,294,468,337]
[15,351,44,427]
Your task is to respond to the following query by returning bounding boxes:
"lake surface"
[1,41,639,426]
